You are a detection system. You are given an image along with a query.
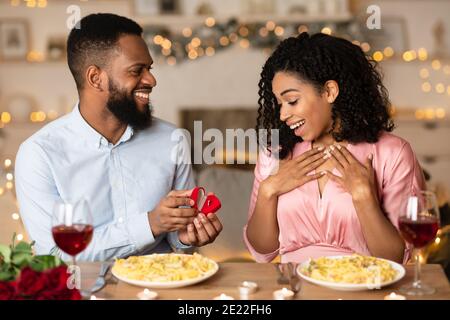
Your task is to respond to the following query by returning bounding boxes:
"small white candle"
[273,288,294,300]
[239,292,249,300]
[384,292,406,300]
[137,289,158,300]
[213,293,235,300]
[239,281,258,295]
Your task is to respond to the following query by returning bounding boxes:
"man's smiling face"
[105,34,156,130]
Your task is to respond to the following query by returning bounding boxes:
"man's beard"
[106,79,152,131]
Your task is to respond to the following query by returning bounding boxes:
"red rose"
[0,281,17,300]
[45,266,70,291]
[17,267,46,297]
[34,266,82,300]
[57,287,82,300]
[35,289,59,300]
[36,288,82,300]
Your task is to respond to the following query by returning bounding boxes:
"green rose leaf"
[0,270,14,281]
[0,244,11,264]
[0,261,15,281]
[11,251,33,269]
[0,238,63,281]
[30,255,64,272]
[14,241,33,254]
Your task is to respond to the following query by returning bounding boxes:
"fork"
[285,263,302,295]
[274,263,290,284]
[89,261,112,294]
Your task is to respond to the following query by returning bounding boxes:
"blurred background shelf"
[136,13,354,26]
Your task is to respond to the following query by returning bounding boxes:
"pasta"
[300,254,398,285]
[112,253,217,282]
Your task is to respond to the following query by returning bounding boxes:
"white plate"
[111,253,219,289]
[296,255,405,291]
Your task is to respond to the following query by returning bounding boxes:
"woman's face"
[272,71,337,143]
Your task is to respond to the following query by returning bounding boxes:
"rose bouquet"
[0,235,81,300]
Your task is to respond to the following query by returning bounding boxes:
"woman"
[244,32,425,264]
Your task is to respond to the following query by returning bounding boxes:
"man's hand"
[148,189,197,237]
[178,212,223,246]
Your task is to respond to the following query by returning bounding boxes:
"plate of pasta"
[297,254,405,291]
[111,253,219,288]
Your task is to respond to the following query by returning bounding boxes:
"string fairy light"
[142,16,354,65]
[0,156,28,241]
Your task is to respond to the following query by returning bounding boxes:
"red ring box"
[190,187,221,215]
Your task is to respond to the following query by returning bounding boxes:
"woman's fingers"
[335,144,357,164]
[300,156,329,176]
[329,145,350,168]
[299,150,328,166]
[302,171,327,184]
[324,170,344,185]
[328,152,345,174]
[364,153,373,169]
[294,147,324,163]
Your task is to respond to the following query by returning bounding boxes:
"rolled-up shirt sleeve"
[243,150,279,262]
[380,141,426,264]
[15,140,158,261]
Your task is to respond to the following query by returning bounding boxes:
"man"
[15,13,222,261]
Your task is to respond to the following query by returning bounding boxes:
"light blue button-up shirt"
[15,105,194,261]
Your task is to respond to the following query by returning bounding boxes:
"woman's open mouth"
[289,119,306,136]
[289,119,305,130]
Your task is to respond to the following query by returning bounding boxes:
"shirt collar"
[117,125,134,145]
[71,103,134,149]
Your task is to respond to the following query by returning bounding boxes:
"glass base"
[399,283,436,296]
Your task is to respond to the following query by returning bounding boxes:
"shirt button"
[118,217,124,224]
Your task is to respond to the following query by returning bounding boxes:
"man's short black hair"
[67,13,143,89]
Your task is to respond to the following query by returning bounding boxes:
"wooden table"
[80,262,450,300]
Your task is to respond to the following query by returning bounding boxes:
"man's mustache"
[134,86,153,91]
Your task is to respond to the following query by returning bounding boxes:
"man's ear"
[85,65,105,92]
[324,80,339,104]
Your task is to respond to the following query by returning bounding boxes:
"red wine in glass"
[398,191,440,296]
[52,224,94,256]
[399,216,439,248]
[52,200,93,266]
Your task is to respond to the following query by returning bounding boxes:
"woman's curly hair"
[257,32,394,159]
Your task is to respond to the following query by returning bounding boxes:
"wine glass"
[398,190,440,295]
[51,199,94,267]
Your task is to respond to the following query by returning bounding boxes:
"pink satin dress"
[243,132,425,264]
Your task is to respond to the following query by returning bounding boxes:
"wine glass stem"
[413,248,422,288]
[72,255,76,267]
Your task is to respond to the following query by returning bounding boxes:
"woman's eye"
[288,100,298,106]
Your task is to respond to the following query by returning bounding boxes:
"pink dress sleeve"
[380,141,426,264]
[243,150,280,262]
